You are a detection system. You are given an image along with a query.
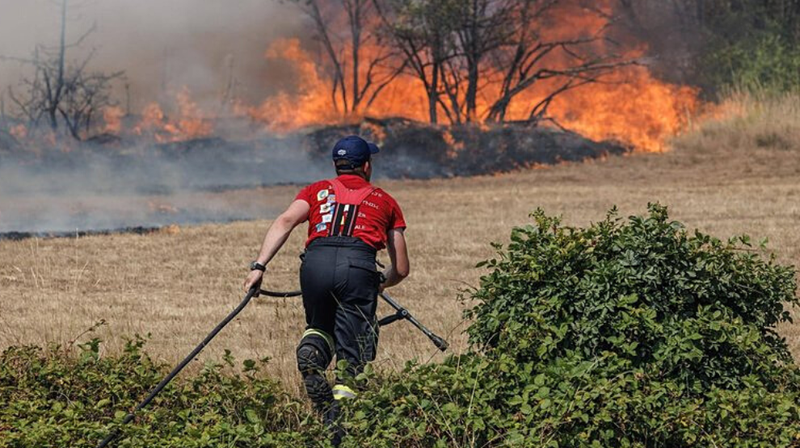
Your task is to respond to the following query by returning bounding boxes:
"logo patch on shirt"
[316,189,329,201]
[320,203,332,214]
[315,223,328,232]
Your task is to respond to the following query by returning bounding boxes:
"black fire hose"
[96,285,261,448]
[259,289,449,351]
[262,289,448,351]
[96,286,447,447]
[259,289,302,298]
[378,292,449,352]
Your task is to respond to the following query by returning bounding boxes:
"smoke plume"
[0,0,328,235]
[0,0,309,111]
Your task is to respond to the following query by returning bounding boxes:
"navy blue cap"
[332,135,379,168]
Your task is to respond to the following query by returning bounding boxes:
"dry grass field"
[1,93,799,396]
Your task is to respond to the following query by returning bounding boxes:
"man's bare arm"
[381,228,409,291]
[244,200,310,291]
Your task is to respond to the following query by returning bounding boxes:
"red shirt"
[295,175,406,250]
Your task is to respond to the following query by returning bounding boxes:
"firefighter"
[243,135,410,440]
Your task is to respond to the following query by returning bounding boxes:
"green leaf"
[245,409,259,424]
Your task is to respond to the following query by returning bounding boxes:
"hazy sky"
[0,0,309,111]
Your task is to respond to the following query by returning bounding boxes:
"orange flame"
[102,106,124,134]
[133,88,213,143]
[538,67,700,152]
[134,103,167,135]
[9,124,27,140]
[241,39,341,131]
[171,88,214,139]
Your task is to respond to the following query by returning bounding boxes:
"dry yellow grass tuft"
[1,93,799,396]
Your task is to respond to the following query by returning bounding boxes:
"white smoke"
[0,0,334,235]
[0,0,309,111]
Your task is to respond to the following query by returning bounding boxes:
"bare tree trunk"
[454,0,512,123]
[429,56,440,124]
[4,0,120,141]
[464,0,480,122]
[372,0,447,123]
[441,58,464,124]
[49,0,68,131]
[465,59,478,121]
[488,96,511,122]
[308,0,349,113]
[349,0,362,112]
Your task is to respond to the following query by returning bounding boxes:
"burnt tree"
[1,0,123,140]
[487,0,632,123]
[285,0,405,115]
[449,0,517,122]
[375,0,631,126]
[374,0,461,124]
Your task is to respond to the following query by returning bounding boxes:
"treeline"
[618,0,800,92]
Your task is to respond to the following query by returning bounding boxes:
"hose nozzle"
[429,334,449,352]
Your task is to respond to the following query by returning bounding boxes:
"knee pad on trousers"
[297,330,335,412]
[296,331,334,376]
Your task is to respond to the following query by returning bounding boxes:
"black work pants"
[299,236,380,379]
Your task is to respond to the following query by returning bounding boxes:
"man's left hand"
[244,270,264,293]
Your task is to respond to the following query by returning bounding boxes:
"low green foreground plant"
[341,204,800,447]
[1,205,799,447]
[0,336,327,447]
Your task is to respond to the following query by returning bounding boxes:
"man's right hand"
[244,270,264,293]
[382,229,410,290]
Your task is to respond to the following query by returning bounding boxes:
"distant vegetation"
[705,0,800,92]
[675,0,800,92]
[2,205,798,447]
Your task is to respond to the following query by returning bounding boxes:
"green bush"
[686,0,800,93]
[704,33,800,93]
[0,336,327,447]
[343,205,800,447]
[467,204,797,388]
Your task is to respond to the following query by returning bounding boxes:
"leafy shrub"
[467,204,797,389]
[343,205,800,447]
[704,33,800,93]
[682,0,800,93]
[0,336,327,447]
